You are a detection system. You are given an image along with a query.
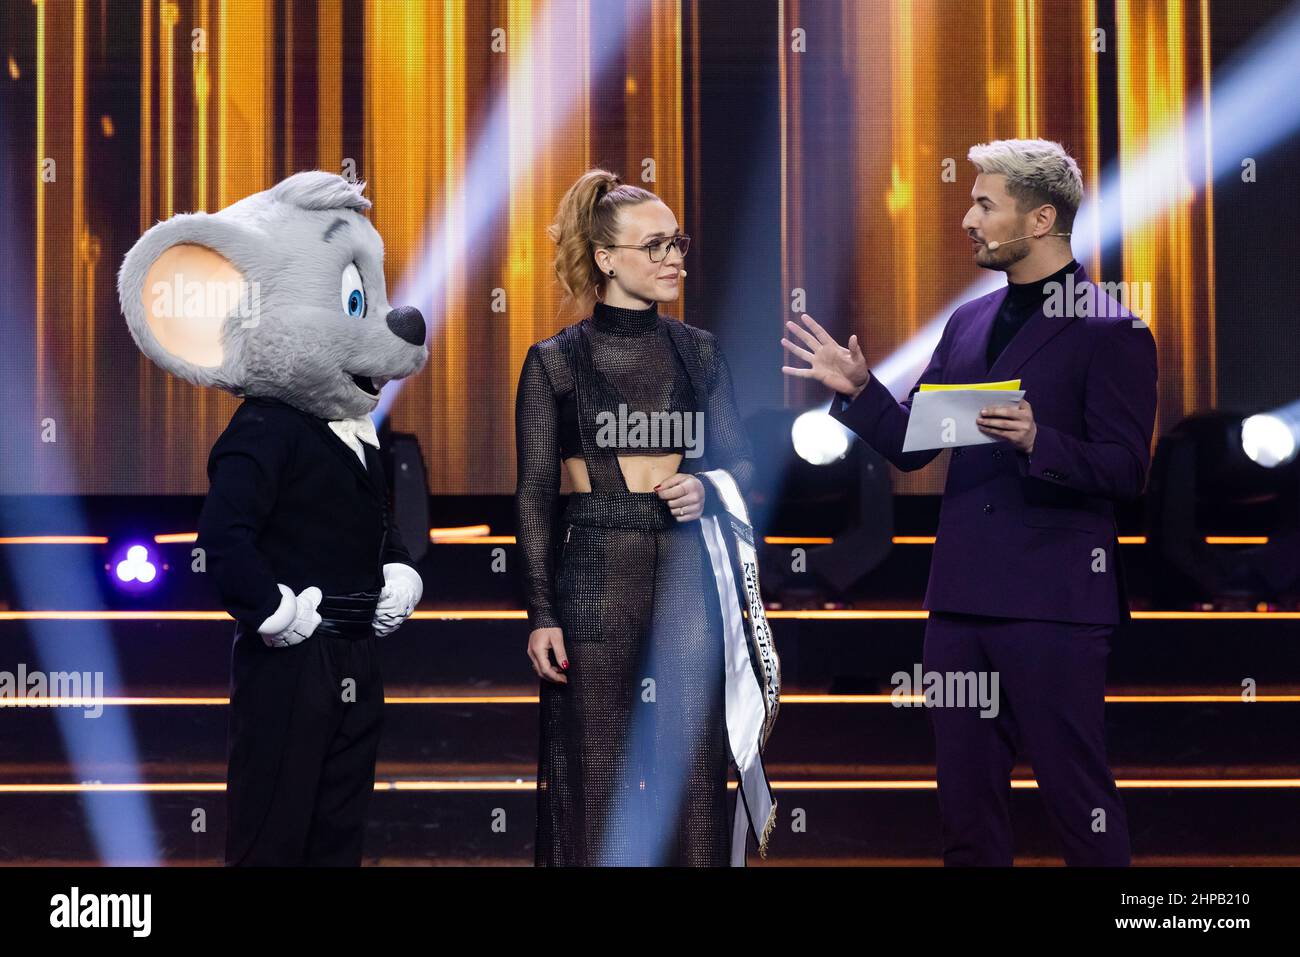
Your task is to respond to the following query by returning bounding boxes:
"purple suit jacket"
[829,263,1158,626]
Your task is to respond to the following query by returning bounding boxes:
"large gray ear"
[116,212,264,393]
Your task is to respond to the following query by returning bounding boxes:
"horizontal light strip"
[7,533,1273,548]
[787,693,1300,704]
[772,610,1300,620]
[429,525,491,539]
[889,536,1269,546]
[0,783,228,793]
[3,609,1298,621]
[2,692,1295,708]
[0,611,234,621]
[3,778,1298,794]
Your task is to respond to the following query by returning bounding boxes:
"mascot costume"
[117,171,429,865]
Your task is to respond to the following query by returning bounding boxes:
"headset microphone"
[985,232,1071,252]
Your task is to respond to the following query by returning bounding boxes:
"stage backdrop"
[0,0,1295,497]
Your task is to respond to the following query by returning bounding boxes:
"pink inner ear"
[140,243,245,368]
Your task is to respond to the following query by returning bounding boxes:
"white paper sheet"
[901,388,1026,452]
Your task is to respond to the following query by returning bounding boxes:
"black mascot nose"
[386,306,426,346]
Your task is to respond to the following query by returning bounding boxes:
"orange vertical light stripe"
[1199,0,1216,410]
[318,0,342,171]
[35,0,45,409]
[1082,0,1101,278]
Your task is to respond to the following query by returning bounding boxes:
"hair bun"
[594,177,619,205]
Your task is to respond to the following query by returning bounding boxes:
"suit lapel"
[362,440,387,498]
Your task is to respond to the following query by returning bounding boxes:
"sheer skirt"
[535,495,733,866]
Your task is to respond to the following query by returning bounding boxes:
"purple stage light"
[112,543,159,589]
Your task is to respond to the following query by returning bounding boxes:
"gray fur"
[271,171,373,212]
[118,170,427,420]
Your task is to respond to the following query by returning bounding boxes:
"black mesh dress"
[515,299,755,866]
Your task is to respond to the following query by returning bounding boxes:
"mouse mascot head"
[117,170,427,418]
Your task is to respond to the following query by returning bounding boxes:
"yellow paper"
[918,379,1021,392]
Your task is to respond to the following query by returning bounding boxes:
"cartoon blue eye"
[341,262,366,318]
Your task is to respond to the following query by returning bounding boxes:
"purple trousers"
[923,610,1131,866]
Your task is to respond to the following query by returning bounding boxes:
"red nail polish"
[561,660,569,669]
[653,484,661,490]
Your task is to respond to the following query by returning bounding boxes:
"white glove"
[372,563,422,637]
[257,584,323,648]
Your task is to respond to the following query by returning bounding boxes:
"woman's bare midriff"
[564,453,684,493]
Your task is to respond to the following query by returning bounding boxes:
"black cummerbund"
[312,588,383,640]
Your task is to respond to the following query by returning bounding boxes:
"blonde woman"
[514,170,755,865]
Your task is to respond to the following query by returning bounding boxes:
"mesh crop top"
[555,302,694,457]
[514,299,756,630]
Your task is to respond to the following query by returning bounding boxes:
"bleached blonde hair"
[967,139,1083,233]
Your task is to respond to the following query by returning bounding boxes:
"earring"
[607,270,616,277]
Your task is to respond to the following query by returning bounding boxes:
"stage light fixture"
[791,410,851,466]
[1241,404,1300,468]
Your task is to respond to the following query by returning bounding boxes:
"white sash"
[697,469,780,866]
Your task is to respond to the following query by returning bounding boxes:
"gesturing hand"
[780,313,871,398]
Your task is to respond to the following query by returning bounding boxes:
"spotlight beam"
[375,1,652,423]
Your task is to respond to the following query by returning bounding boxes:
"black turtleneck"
[986,259,1079,370]
[590,298,662,335]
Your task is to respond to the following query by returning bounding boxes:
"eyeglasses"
[604,233,691,263]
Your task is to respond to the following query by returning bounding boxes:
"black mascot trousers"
[224,614,385,866]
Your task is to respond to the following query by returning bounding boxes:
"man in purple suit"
[782,139,1157,866]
